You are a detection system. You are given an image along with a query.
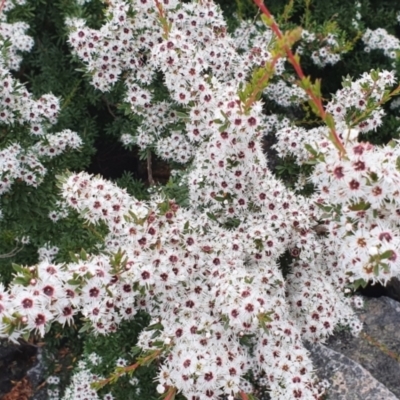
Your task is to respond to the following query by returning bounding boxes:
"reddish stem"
[252,0,346,156]
[0,0,6,14]
[154,0,170,36]
[240,391,250,400]
[95,349,161,389]
[164,387,177,400]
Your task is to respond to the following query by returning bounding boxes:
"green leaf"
[324,113,335,130]
[350,278,368,290]
[13,277,29,286]
[300,76,311,90]
[80,249,88,261]
[396,156,400,172]
[145,322,163,331]
[370,69,380,82]
[214,196,225,202]
[130,346,142,357]
[218,122,230,132]
[308,100,320,116]
[12,263,27,275]
[206,212,217,222]
[304,143,318,157]
[22,330,31,342]
[176,111,190,120]
[183,220,190,233]
[380,250,393,260]
[45,322,52,334]
[69,251,79,263]
[348,202,370,211]
[151,330,162,339]
[79,322,93,333]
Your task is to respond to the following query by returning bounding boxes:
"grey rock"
[386,277,400,302]
[30,387,49,400]
[0,341,47,399]
[0,341,37,398]
[28,348,48,400]
[27,347,46,387]
[325,296,400,398]
[307,342,399,400]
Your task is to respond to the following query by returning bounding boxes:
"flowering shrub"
[1,0,400,400]
[0,0,112,281]
[0,1,82,218]
[362,28,400,61]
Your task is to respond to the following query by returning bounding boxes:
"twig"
[61,80,81,111]
[0,0,6,15]
[252,0,346,156]
[103,96,117,118]
[236,8,261,50]
[0,246,23,259]
[147,149,155,186]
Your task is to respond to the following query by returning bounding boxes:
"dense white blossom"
[1,1,400,400]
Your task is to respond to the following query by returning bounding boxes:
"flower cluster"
[46,375,61,400]
[37,243,60,261]
[156,131,194,163]
[231,16,273,52]
[32,129,83,158]
[61,358,106,400]
[351,2,362,30]
[0,20,34,69]
[0,47,59,131]
[362,27,400,59]
[274,70,396,163]
[48,200,70,222]
[264,81,307,107]
[300,30,342,67]
[0,0,27,16]
[275,68,400,286]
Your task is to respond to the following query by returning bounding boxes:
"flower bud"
[156,384,165,394]
[345,223,353,231]
[369,246,379,256]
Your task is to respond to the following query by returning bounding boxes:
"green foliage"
[115,171,149,200]
[161,174,190,208]
[0,0,115,283]
[81,313,159,400]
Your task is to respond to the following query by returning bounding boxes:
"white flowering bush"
[1,0,400,400]
[362,27,400,60]
[0,0,96,281]
[0,2,83,194]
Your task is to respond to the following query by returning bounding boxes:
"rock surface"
[0,341,37,398]
[307,342,399,400]
[0,342,49,400]
[385,277,400,303]
[324,296,400,398]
